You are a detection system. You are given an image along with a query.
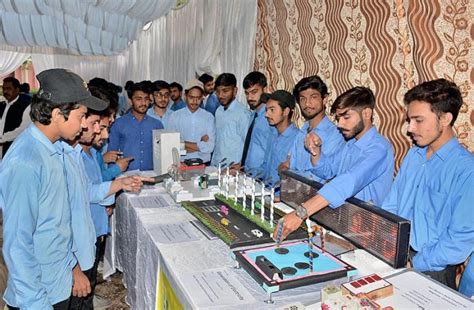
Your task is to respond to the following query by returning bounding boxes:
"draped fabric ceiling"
[0,0,175,55]
[0,0,258,104]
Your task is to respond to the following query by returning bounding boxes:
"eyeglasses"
[153,92,170,98]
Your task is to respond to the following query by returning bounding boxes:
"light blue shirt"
[258,124,300,187]
[61,142,97,272]
[211,99,252,166]
[170,98,186,111]
[82,148,115,238]
[459,253,473,297]
[146,106,173,128]
[0,125,75,309]
[244,105,274,172]
[314,127,394,208]
[382,138,474,272]
[167,107,216,162]
[108,111,163,171]
[290,117,345,182]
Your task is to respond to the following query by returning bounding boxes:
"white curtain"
[0,49,30,78]
[122,0,257,101]
[1,0,258,100]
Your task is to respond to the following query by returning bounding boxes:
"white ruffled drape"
[1,0,258,102]
[0,0,175,56]
[0,49,30,78]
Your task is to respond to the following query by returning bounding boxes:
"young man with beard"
[255,90,300,187]
[168,79,215,164]
[211,73,252,166]
[239,71,274,174]
[147,80,174,128]
[169,82,186,111]
[275,86,394,241]
[279,75,345,182]
[0,68,104,309]
[108,82,163,171]
[381,79,473,289]
[198,73,220,115]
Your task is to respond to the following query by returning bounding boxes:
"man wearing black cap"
[253,90,301,188]
[0,69,108,309]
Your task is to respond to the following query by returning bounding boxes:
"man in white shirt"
[168,79,216,164]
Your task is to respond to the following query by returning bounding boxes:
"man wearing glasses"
[147,80,174,128]
[108,82,163,171]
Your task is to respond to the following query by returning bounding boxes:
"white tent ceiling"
[0,0,176,55]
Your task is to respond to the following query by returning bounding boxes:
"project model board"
[181,196,307,249]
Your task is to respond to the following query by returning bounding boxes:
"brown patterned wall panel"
[324,0,353,94]
[360,0,410,167]
[407,0,444,82]
[273,0,294,90]
[254,0,473,169]
[295,1,319,77]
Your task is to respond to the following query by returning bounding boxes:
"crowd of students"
[0,67,472,309]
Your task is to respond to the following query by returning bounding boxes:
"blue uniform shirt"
[290,117,345,182]
[170,98,186,111]
[95,149,121,181]
[314,127,394,207]
[146,106,173,128]
[244,105,274,172]
[82,148,115,238]
[259,124,300,187]
[108,111,163,171]
[211,99,252,166]
[203,93,220,116]
[0,125,75,309]
[62,143,98,272]
[167,107,216,162]
[382,138,474,272]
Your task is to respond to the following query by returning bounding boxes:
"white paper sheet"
[129,195,174,208]
[380,270,473,309]
[147,222,200,244]
[179,268,256,307]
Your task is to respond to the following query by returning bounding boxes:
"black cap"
[36,69,108,111]
[268,90,296,110]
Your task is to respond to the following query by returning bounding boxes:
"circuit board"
[181,196,307,248]
[233,240,358,293]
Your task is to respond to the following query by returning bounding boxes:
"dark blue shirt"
[170,98,186,111]
[108,112,163,171]
[203,93,220,115]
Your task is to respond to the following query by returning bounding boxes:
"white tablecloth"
[104,187,354,309]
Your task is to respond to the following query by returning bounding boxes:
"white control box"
[153,130,180,175]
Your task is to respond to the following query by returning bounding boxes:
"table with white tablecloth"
[103,186,362,309]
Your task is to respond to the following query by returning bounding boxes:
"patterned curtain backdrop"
[254,0,473,169]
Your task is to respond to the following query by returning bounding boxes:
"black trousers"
[8,298,70,310]
[410,248,457,289]
[68,236,106,310]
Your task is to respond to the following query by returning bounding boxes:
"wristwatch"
[295,204,308,220]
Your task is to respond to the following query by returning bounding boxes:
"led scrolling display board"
[280,170,410,269]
